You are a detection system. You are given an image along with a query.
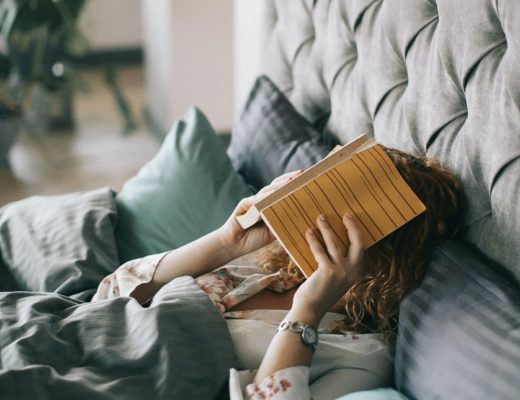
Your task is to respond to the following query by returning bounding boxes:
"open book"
[237,133,426,278]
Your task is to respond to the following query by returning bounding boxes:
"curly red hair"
[257,147,464,341]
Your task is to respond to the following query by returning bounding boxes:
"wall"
[141,0,234,134]
[233,1,268,118]
[80,0,143,50]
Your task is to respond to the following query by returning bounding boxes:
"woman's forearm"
[131,227,242,303]
[253,307,321,384]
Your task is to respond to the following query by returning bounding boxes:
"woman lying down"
[93,148,462,400]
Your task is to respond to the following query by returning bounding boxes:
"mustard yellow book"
[236,133,426,278]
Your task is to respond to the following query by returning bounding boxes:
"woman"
[94,148,462,399]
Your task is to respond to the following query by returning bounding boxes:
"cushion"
[115,107,254,263]
[0,187,119,299]
[337,388,409,400]
[227,75,336,190]
[395,240,520,399]
[0,257,20,292]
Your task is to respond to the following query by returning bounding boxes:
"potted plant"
[0,0,87,130]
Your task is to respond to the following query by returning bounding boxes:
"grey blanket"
[0,276,238,400]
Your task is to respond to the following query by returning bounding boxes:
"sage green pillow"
[115,107,254,262]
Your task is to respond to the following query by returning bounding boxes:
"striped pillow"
[227,75,335,191]
[395,240,520,399]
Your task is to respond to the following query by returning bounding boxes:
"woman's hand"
[290,214,365,324]
[219,170,304,257]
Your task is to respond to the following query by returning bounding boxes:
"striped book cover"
[248,135,426,278]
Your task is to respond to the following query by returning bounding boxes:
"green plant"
[0,0,137,133]
[1,0,88,76]
[0,0,88,125]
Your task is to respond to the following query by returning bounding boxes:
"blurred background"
[0,0,266,206]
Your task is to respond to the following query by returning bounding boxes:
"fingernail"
[307,228,314,236]
[319,214,326,221]
[343,213,352,220]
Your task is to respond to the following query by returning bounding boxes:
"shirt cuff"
[229,366,310,400]
[92,251,170,303]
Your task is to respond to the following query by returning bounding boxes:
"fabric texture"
[226,315,393,400]
[0,187,119,300]
[0,256,20,292]
[115,107,254,262]
[336,388,409,400]
[92,252,169,303]
[94,256,393,400]
[0,276,237,400]
[395,240,520,400]
[260,0,520,281]
[243,367,310,400]
[196,264,303,313]
[227,75,335,190]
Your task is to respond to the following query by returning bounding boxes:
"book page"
[261,145,426,278]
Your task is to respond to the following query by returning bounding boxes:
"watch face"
[302,326,318,345]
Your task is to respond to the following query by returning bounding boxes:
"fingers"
[342,214,365,264]
[233,196,255,217]
[305,229,330,266]
[315,214,347,262]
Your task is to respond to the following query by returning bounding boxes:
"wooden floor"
[0,65,159,207]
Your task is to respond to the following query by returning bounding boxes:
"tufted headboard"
[260,0,520,282]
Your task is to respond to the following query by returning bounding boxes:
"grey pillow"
[0,257,20,292]
[395,240,520,399]
[227,75,336,190]
[0,187,120,299]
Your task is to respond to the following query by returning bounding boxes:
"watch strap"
[277,319,318,351]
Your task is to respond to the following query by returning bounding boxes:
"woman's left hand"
[219,170,304,256]
[290,214,365,323]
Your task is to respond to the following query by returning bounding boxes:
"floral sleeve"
[229,367,310,400]
[92,252,170,303]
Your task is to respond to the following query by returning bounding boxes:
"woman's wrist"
[285,304,324,327]
[215,226,246,260]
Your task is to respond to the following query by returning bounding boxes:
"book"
[236,133,427,278]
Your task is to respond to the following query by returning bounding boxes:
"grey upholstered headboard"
[260,0,520,281]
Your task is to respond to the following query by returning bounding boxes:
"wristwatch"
[277,319,319,352]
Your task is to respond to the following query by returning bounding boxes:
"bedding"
[0,187,238,399]
[97,249,394,399]
[0,187,119,300]
[227,75,336,190]
[0,276,237,399]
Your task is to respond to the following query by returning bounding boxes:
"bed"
[257,1,520,399]
[1,1,519,399]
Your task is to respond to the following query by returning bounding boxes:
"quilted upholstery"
[261,0,520,281]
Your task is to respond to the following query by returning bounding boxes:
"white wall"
[141,0,175,135]
[81,0,143,50]
[233,1,268,118]
[141,0,234,133]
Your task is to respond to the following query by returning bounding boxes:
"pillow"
[395,240,520,399]
[0,187,119,299]
[337,388,409,400]
[227,75,336,190]
[115,107,254,263]
[0,257,20,292]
